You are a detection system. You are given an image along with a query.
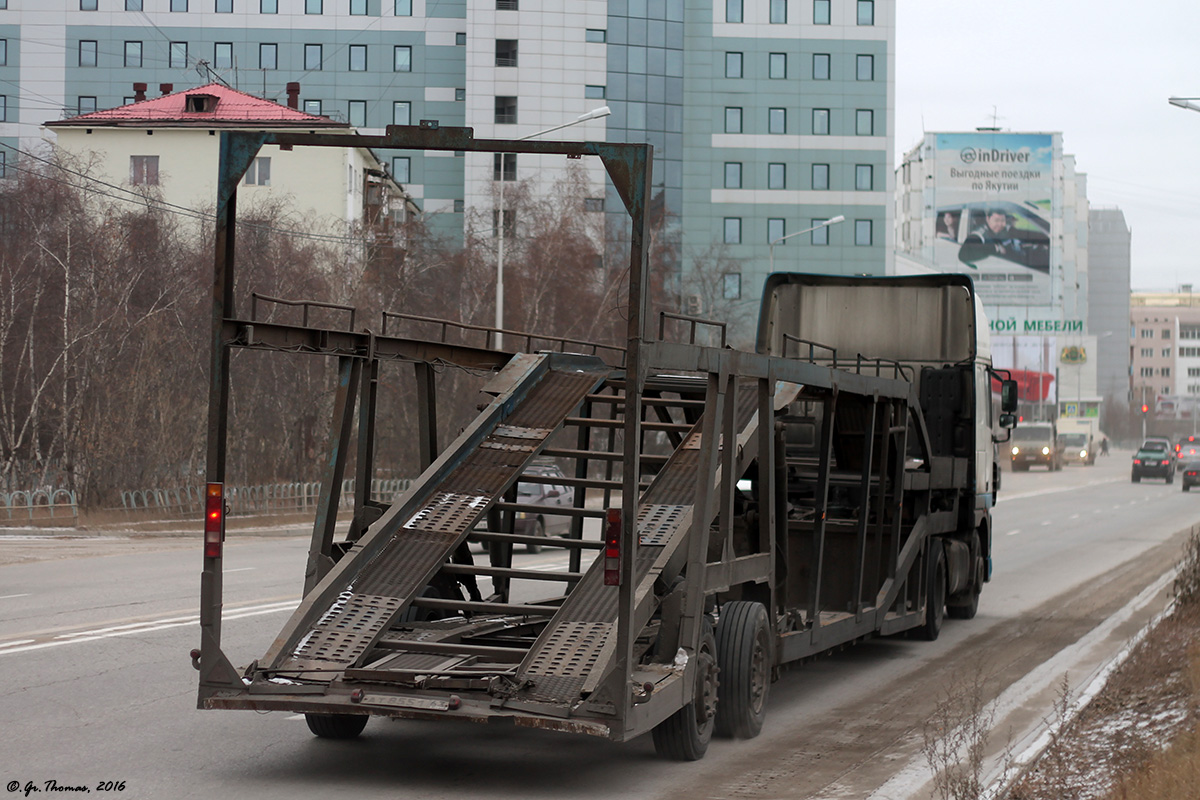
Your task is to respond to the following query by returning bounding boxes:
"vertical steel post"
[808,389,838,642]
[853,400,878,619]
[414,361,439,472]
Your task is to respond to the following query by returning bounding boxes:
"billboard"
[931,133,1055,306]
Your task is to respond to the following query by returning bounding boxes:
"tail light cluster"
[204,482,225,558]
[604,507,622,586]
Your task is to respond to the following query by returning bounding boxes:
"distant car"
[1182,461,1200,491]
[513,465,576,553]
[1132,441,1174,484]
[1177,436,1200,472]
[1057,433,1095,466]
[1010,422,1062,471]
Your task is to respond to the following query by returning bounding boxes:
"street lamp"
[768,215,845,272]
[494,105,611,348]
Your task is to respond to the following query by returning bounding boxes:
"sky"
[894,0,1200,291]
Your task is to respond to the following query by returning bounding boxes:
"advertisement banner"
[932,133,1055,306]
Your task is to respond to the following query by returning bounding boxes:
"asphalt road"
[0,450,1194,800]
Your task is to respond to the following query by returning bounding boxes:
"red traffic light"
[1141,404,1150,414]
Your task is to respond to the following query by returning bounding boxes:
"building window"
[1190,367,1200,378]
[812,163,829,190]
[350,0,367,14]
[169,42,187,69]
[1163,329,1173,339]
[814,0,830,24]
[725,107,742,133]
[723,273,741,300]
[81,0,98,9]
[261,0,277,11]
[725,0,742,23]
[349,44,367,71]
[813,108,830,135]
[395,0,412,14]
[768,162,785,189]
[1140,367,1153,377]
[725,52,742,78]
[767,218,785,243]
[856,109,873,135]
[348,100,366,127]
[130,155,159,186]
[584,198,604,212]
[455,32,466,45]
[1140,329,1153,338]
[124,41,143,68]
[216,0,231,11]
[492,40,520,69]
[858,0,874,25]
[260,43,277,70]
[305,44,323,70]
[586,29,607,43]
[855,164,873,191]
[392,156,410,183]
[392,101,410,125]
[306,0,322,13]
[304,99,321,115]
[78,96,97,115]
[494,96,517,124]
[491,209,515,236]
[455,88,466,100]
[1140,348,1153,358]
[813,53,830,80]
[855,219,873,246]
[0,95,5,122]
[857,54,874,81]
[724,217,742,244]
[768,52,786,79]
[394,45,412,71]
[811,218,830,246]
[585,85,606,99]
[493,153,516,181]
[496,0,518,8]
[768,107,786,134]
[215,43,233,69]
[126,0,143,8]
[1162,367,1172,377]
[1164,348,1173,357]
[724,162,742,189]
[770,0,786,23]
[171,0,187,10]
[79,40,98,67]
[244,157,271,186]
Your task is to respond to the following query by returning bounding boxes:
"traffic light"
[1141,403,1150,414]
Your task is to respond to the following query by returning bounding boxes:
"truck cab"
[1010,422,1060,471]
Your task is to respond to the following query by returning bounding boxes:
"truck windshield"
[1059,434,1087,446]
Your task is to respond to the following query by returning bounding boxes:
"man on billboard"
[958,207,1030,266]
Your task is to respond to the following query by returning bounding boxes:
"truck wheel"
[305,713,368,739]
[714,601,771,739]
[947,532,982,620]
[652,619,717,761]
[917,541,945,641]
[527,518,544,554]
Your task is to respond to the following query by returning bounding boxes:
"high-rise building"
[0,0,893,339]
[1088,208,1132,411]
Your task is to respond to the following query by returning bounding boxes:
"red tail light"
[204,482,224,559]
[604,507,621,586]
[1134,459,1141,465]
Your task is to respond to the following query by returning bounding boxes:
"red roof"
[47,83,346,129]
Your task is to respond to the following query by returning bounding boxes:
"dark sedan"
[1182,461,1200,492]
[1132,444,1174,484]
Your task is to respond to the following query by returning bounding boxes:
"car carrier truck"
[194,124,1018,760]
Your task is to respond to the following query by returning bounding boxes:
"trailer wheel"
[947,532,982,620]
[714,601,771,739]
[652,619,717,761]
[305,713,368,739]
[917,541,945,641]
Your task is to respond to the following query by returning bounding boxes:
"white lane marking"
[0,639,35,649]
[1005,529,1021,537]
[0,600,298,656]
[1069,514,1080,520]
[998,476,1124,503]
[0,593,31,600]
[1040,520,1051,526]
[225,567,257,573]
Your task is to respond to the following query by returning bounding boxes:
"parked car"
[1176,435,1200,472]
[1182,461,1200,492]
[513,464,576,553]
[1132,440,1174,484]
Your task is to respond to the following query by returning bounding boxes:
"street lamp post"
[495,105,611,348]
[768,215,846,272]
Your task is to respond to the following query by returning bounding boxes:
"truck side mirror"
[1000,379,1019,414]
[999,413,1016,429]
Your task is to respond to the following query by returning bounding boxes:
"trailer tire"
[652,619,717,761]
[947,532,982,620]
[917,541,945,641]
[714,601,771,739]
[305,713,368,739]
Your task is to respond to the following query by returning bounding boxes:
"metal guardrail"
[119,478,411,517]
[381,310,625,363]
[0,489,78,522]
